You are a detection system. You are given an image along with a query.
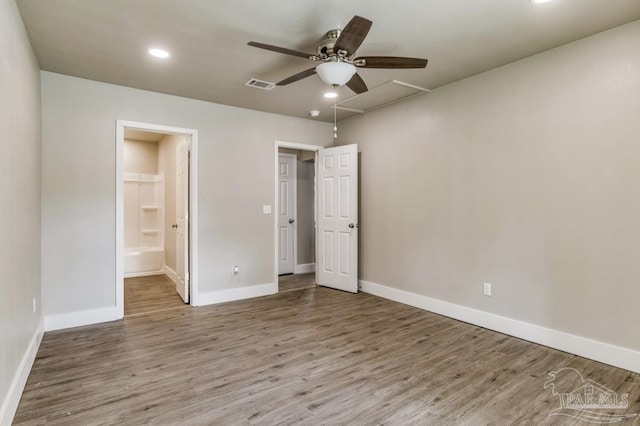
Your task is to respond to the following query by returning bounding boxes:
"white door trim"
[273,141,324,290]
[116,120,199,319]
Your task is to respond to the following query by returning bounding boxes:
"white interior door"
[278,154,296,275]
[317,144,358,293]
[175,136,189,302]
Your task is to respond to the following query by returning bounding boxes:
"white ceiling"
[17,0,640,122]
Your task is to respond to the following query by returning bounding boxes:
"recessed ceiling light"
[148,48,170,58]
[324,91,338,99]
[530,0,554,4]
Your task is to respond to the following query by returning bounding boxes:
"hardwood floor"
[124,274,186,317]
[15,287,640,425]
[279,272,316,292]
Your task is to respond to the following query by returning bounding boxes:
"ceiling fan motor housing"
[317,29,342,57]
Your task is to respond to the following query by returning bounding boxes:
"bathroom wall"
[123,139,158,174]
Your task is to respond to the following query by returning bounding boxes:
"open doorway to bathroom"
[276,143,319,293]
[116,121,198,318]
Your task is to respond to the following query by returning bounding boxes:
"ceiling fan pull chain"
[333,96,338,139]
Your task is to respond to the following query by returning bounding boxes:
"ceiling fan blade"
[247,41,315,59]
[276,67,317,86]
[346,73,368,94]
[334,16,372,55]
[356,56,428,69]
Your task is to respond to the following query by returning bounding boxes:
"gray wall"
[296,159,315,265]
[0,0,42,419]
[41,72,332,316]
[337,21,640,352]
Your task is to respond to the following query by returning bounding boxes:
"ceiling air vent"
[245,78,276,91]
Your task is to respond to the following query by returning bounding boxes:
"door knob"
[348,223,358,229]
[289,219,295,224]
[172,224,178,229]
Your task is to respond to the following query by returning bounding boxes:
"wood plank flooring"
[278,272,316,293]
[125,274,187,317]
[15,287,640,425]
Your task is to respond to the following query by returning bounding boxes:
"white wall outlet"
[32,297,37,313]
[483,282,492,297]
[232,265,239,275]
[263,205,272,214]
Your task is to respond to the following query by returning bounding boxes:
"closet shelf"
[141,205,160,210]
[141,229,159,234]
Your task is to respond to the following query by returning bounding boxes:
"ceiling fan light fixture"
[316,62,356,87]
[530,0,554,4]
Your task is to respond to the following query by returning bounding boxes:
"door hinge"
[185,272,190,283]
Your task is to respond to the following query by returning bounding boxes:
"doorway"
[277,149,316,292]
[274,141,359,294]
[116,121,199,319]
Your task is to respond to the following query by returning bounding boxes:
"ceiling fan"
[248,15,428,94]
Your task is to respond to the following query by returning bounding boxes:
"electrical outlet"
[483,282,492,297]
[232,265,239,275]
[32,297,37,313]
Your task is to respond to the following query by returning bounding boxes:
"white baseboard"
[124,269,164,278]
[294,263,316,274]
[0,317,44,426]
[44,306,119,332]
[162,264,179,285]
[198,283,277,306]
[359,280,640,374]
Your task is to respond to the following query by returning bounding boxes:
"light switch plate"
[263,204,272,214]
[483,282,492,296]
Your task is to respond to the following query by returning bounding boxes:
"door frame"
[277,152,297,275]
[116,120,199,318]
[273,141,324,290]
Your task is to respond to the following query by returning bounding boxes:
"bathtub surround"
[0,0,43,424]
[124,247,165,277]
[123,133,182,282]
[123,173,164,252]
[123,172,165,277]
